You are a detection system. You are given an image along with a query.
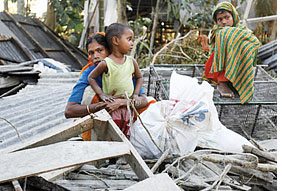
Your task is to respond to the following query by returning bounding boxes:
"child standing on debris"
[88,23,144,137]
[88,23,143,105]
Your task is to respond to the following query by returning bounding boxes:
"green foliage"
[165,0,190,22]
[164,0,218,29]
[128,16,152,67]
[50,0,84,43]
[254,0,275,17]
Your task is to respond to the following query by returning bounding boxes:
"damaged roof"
[0,11,87,70]
[0,72,78,152]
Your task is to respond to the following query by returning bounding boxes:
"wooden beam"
[91,109,154,180]
[78,2,99,50]
[0,141,130,183]
[0,66,33,73]
[123,173,180,191]
[0,20,35,60]
[12,180,23,191]
[242,0,253,26]
[0,115,100,154]
[246,15,277,23]
[33,18,84,68]
[11,37,35,60]
[4,11,49,58]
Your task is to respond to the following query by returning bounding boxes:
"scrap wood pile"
[151,30,209,66]
[150,144,277,191]
[51,143,277,191]
[54,163,140,190]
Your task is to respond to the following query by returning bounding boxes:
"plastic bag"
[130,71,252,159]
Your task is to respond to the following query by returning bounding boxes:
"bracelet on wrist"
[86,104,91,115]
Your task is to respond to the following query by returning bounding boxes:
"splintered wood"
[161,146,277,191]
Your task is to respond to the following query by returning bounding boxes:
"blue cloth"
[68,65,144,103]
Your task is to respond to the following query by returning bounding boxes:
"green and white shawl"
[209,2,261,104]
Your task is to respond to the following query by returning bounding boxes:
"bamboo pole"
[149,0,161,54]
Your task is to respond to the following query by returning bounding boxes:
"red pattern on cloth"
[205,52,228,82]
[110,107,132,138]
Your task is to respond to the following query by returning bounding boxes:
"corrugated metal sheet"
[0,38,30,63]
[0,12,88,70]
[0,72,79,152]
[1,20,36,49]
[258,40,277,74]
[22,24,62,50]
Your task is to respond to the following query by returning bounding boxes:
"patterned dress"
[203,2,261,104]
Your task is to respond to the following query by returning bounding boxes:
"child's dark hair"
[213,9,233,23]
[105,23,131,50]
[86,33,108,52]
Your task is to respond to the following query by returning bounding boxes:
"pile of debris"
[162,145,277,190]
[53,141,277,190]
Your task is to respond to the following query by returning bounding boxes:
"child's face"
[118,28,134,54]
[216,11,234,27]
[88,40,109,65]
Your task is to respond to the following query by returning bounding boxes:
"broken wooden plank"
[243,144,277,162]
[123,173,180,191]
[0,66,33,73]
[242,0,253,25]
[39,165,82,182]
[0,141,130,183]
[0,115,99,154]
[11,180,23,191]
[91,109,154,180]
[246,15,277,23]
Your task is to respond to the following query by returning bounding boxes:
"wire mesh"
[142,65,277,140]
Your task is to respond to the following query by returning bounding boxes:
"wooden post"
[98,0,105,32]
[4,0,9,11]
[242,0,253,26]
[91,109,154,180]
[149,0,161,54]
[45,0,56,30]
[17,0,26,16]
[78,0,89,49]
[78,2,99,50]
[117,0,128,24]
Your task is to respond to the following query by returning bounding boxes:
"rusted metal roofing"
[0,11,87,70]
[0,72,79,152]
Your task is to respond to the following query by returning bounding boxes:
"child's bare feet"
[217,82,234,98]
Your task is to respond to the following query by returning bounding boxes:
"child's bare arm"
[131,59,143,103]
[88,61,114,102]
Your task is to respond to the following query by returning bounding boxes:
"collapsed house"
[0,13,277,190]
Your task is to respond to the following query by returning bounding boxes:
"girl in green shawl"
[203,2,261,104]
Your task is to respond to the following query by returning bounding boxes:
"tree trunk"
[117,0,127,24]
[269,0,277,41]
[99,0,105,32]
[149,0,161,54]
[17,0,26,15]
[45,0,56,30]
[4,0,8,11]
[134,0,141,36]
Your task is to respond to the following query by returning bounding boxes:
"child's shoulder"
[125,55,136,63]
